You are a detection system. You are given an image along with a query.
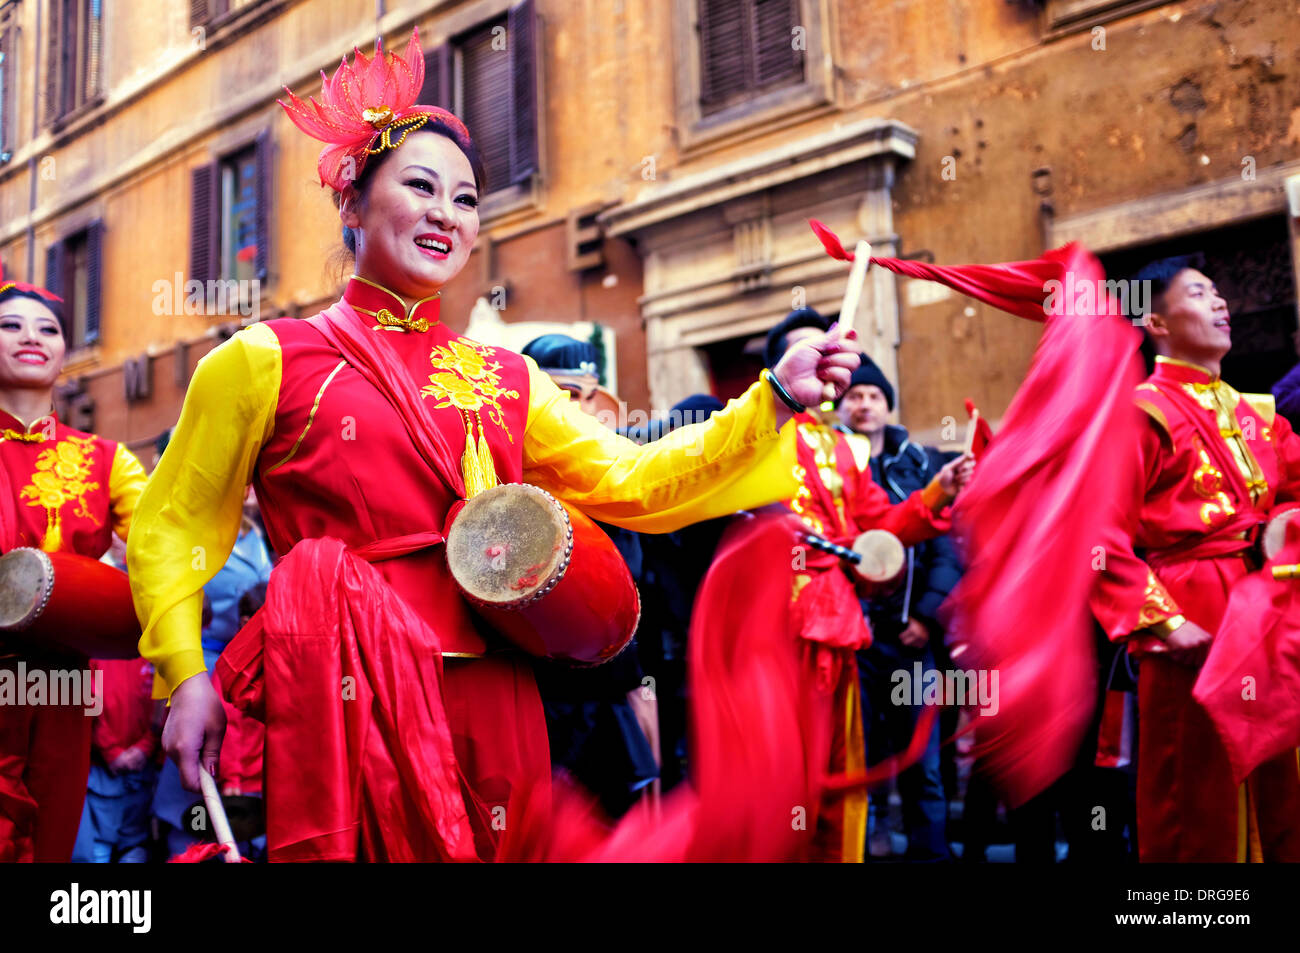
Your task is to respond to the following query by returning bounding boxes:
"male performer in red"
[765,309,972,861]
[0,275,148,862]
[1092,256,1300,861]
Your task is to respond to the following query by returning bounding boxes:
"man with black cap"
[835,355,963,861]
[766,308,974,862]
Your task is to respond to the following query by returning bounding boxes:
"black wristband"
[762,369,806,414]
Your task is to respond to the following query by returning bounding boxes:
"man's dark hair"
[1131,254,1205,372]
[1133,254,1199,316]
[764,307,831,369]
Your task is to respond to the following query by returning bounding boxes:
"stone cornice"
[599,118,917,238]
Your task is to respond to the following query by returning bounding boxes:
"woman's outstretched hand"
[771,323,862,422]
[162,673,227,793]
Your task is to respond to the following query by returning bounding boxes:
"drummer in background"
[521,333,660,820]
[765,309,974,862]
[0,270,149,862]
[126,30,860,862]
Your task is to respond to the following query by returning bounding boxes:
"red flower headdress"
[278,28,472,194]
[0,262,63,304]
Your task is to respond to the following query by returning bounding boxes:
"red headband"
[279,27,474,194]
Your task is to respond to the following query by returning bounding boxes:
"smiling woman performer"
[0,271,148,862]
[126,30,859,862]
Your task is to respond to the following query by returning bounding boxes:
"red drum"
[848,529,906,601]
[0,548,142,660]
[445,483,639,665]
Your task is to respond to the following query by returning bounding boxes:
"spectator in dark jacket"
[836,356,962,861]
[1273,360,1300,433]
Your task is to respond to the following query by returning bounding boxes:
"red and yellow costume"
[1093,356,1300,861]
[127,277,797,861]
[0,410,147,861]
[786,413,948,861]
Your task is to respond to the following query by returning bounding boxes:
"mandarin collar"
[0,405,58,438]
[1154,355,1220,386]
[343,275,442,332]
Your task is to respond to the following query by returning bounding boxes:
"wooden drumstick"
[198,767,243,862]
[820,240,872,404]
[963,409,980,455]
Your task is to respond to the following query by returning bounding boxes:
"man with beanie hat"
[765,311,974,862]
[836,355,962,860]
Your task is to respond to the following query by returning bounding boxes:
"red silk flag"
[1194,519,1300,784]
[964,399,994,460]
[808,220,1145,806]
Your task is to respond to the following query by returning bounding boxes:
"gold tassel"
[42,511,62,552]
[460,411,500,499]
[476,415,499,495]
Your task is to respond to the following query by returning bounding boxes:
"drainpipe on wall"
[24,0,42,281]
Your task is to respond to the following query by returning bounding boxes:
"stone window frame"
[672,0,834,154]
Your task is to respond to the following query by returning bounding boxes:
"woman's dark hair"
[336,120,487,258]
[0,286,66,338]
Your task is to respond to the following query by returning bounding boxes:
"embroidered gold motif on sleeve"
[19,435,102,550]
[420,339,521,443]
[1137,569,1179,628]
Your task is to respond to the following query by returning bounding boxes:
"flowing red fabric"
[809,220,1145,806]
[964,399,994,460]
[216,536,477,862]
[526,509,817,861]
[307,306,466,499]
[1194,519,1300,783]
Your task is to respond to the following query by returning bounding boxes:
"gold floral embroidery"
[797,423,848,527]
[19,435,101,551]
[1181,379,1268,504]
[420,339,521,443]
[1190,445,1235,528]
[1137,569,1180,628]
[789,463,824,534]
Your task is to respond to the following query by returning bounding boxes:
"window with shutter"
[460,17,513,192]
[420,44,451,109]
[84,220,103,345]
[453,0,542,197]
[676,0,827,148]
[507,0,539,185]
[44,226,97,350]
[189,163,219,287]
[44,241,64,302]
[44,0,62,124]
[698,0,803,116]
[219,144,259,285]
[45,0,105,125]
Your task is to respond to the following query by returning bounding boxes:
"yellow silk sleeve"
[520,359,797,531]
[127,322,281,698]
[108,444,148,542]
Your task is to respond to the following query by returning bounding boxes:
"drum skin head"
[850,529,905,582]
[0,548,50,630]
[1264,508,1300,561]
[446,484,573,608]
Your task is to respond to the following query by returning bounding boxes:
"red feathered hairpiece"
[278,28,473,194]
[0,262,63,304]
